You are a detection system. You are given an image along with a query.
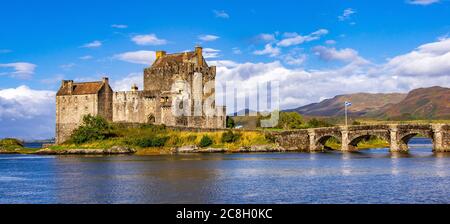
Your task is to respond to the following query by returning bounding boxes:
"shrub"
[226,117,235,128]
[277,112,304,129]
[70,115,114,144]
[199,135,214,148]
[221,131,241,143]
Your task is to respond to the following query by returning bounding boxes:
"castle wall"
[113,91,160,124]
[56,94,98,144]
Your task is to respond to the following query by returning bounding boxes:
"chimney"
[131,84,138,92]
[102,77,109,86]
[195,45,203,67]
[67,80,74,95]
[156,51,166,60]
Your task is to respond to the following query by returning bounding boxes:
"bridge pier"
[432,124,449,152]
[340,127,351,152]
[389,124,408,153]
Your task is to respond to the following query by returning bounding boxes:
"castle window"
[85,96,89,100]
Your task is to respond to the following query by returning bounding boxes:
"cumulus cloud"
[0,62,37,79]
[114,50,156,65]
[212,37,450,111]
[253,44,281,57]
[112,73,143,91]
[0,86,55,140]
[198,35,220,42]
[132,34,167,46]
[81,40,102,48]
[213,10,229,19]
[277,29,328,47]
[338,8,356,21]
[312,46,369,63]
[408,0,440,5]
[383,37,450,77]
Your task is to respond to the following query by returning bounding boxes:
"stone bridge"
[272,124,450,152]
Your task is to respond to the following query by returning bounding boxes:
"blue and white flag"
[345,101,352,107]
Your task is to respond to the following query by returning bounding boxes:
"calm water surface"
[0,138,449,204]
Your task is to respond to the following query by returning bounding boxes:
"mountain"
[377,86,450,119]
[287,93,407,117]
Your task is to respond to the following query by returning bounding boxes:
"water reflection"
[1,138,449,204]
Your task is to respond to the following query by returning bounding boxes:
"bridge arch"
[398,130,434,150]
[347,133,390,151]
[315,134,341,150]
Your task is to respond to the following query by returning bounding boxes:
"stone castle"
[56,46,226,144]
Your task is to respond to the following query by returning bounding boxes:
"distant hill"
[287,93,407,117]
[376,86,450,120]
[286,86,450,120]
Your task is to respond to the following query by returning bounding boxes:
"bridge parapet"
[271,123,450,152]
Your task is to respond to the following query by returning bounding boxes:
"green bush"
[277,112,304,129]
[199,135,214,148]
[226,117,235,128]
[70,115,114,144]
[221,131,241,143]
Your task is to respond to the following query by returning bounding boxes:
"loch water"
[0,138,449,204]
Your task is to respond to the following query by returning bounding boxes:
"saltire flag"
[345,101,352,107]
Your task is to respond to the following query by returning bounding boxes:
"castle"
[56,46,227,144]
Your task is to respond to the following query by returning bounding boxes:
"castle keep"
[56,46,226,144]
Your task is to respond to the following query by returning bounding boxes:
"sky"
[1,0,450,140]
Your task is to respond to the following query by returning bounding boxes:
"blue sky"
[1,0,450,139]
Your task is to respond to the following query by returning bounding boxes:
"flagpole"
[345,103,348,127]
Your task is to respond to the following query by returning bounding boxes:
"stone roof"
[57,81,104,96]
[151,52,197,68]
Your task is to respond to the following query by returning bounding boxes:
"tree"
[70,115,114,144]
[277,112,304,129]
[226,116,235,128]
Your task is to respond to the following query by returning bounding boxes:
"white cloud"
[383,37,450,77]
[79,55,93,60]
[212,37,450,111]
[283,53,307,65]
[257,33,276,42]
[114,50,156,65]
[408,0,440,5]
[277,29,329,47]
[111,24,128,29]
[253,44,281,57]
[198,35,220,42]
[213,10,229,19]
[132,34,167,46]
[0,86,55,140]
[0,62,37,79]
[81,40,102,48]
[312,46,369,63]
[203,48,221,59]
[338,8,356,21]
[112,73,143,91]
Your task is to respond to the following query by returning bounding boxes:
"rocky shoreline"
[34,146,137,155]
[1,144,292,156]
